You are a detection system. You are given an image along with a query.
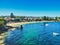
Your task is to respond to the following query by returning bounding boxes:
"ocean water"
[5,22,60,45]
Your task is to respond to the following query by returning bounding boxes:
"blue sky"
[0,0,60,16]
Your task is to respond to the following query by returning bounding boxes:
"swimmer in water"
[20,25,23,30]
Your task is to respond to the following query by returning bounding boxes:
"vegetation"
[0,17,8,34]
[16,16,20,19]
[0,18,6,26]
[10,13,15,18]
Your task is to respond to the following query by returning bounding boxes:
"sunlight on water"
[45,24,49,26]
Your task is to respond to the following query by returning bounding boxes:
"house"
[4,17,12,21]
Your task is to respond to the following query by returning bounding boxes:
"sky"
[0,0,60,17]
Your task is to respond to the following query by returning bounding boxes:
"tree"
[0,17,7,34]
[16,16,20,19]
[10,13,15,18]
[42,16,47,20]
[0,18,6,26]
[55,17,58,21]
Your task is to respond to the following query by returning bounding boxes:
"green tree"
[16,16,20,19]
[0,18,6,26]
[10,13,15,18]
[42,16,47,20]
[55,17,58,21]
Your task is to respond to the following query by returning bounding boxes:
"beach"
[6,21,54,27]
[6,21,40,27]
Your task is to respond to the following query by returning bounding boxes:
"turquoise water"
[5,22,60,45]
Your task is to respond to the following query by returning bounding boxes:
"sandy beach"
[6,21,54,27]
[6,21,40,27]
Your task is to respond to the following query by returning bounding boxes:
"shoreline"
[6,21,55,27]
[0,32,7,45]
